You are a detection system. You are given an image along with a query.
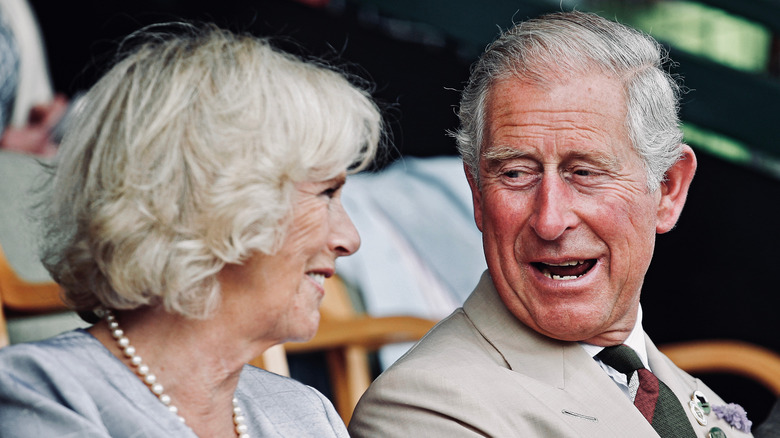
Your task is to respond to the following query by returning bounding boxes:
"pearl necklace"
[104,310,250,437]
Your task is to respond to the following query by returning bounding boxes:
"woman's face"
[218,172,359,344]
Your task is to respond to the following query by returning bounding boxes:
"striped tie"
[597,345,697,438]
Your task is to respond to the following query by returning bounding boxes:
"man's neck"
[580,304,649,369]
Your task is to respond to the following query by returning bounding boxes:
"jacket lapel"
[646,337,754,437]
[463,271,660,437]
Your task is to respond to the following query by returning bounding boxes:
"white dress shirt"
[580,305,649,400]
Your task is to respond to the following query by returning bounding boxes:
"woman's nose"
[329,202,361,257]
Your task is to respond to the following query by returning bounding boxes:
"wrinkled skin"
[467,74,696,346]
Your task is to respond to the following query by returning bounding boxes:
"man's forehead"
[486,73,627,111]
[481,74,632,158]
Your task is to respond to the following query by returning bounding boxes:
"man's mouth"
[532,260,596,280]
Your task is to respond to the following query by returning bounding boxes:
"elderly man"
[349,11,753,438]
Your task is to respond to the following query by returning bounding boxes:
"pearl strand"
[104,310,250,437]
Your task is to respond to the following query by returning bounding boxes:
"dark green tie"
[597,345,697,438]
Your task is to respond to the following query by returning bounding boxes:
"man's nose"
[528,174,577,241]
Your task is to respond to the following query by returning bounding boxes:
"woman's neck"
[88,306,256,437]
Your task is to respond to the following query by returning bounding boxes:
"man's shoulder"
[349,307,521,438]
[355,305,517,416]
[388,306,507,373]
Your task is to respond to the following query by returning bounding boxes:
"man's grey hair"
[453,11,684,191]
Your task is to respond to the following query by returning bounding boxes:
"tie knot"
[596,344,645,375]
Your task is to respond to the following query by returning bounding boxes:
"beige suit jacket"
[349,271,754,438]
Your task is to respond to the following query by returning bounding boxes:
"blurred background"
[11,0,780,424]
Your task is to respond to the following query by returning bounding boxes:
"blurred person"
[0,22,381,437]
[756,399,780,438]
[0,92,67,156]
[0,2,18,138]
[349,11,752,438]
[0,0,67,157]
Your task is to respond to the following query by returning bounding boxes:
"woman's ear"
[656,145,697,234]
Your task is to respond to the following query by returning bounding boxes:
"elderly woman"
[0,23,380,437]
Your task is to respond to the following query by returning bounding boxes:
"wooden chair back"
[661,340,780,395]
[0,242,66,348]
[250,275,437,424]
[0,150,69,347]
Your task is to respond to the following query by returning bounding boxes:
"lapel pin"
[690,390,709,426]
[707,426,727,438]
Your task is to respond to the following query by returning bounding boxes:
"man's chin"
[528,314,616,344]
[532,320,634,346]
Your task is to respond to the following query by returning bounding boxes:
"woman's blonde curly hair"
[40,23,382,320]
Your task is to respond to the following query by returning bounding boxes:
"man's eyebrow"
[482,146,622,171]
[481,146,532,163]
[565,150,621,170]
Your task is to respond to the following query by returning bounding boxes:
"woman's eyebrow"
[330,174,347,188]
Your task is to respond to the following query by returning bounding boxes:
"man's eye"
[573,169,593,177]
[504,170,522,178]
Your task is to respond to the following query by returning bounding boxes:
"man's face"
[469,74,667,346]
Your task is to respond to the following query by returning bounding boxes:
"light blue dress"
[0,329,348,437]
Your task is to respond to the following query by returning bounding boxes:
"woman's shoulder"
[0,330,113,434]
[0,329,129,403]
[238,363,321,397]
[0,329,198,437]
[236,365,348,437]
[0,329,119,401]
[0,329,101,368]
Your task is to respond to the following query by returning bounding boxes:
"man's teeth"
[308,273,325,286]
[546,260,585,267]
[540,260,586,280]
[541,269,579,280]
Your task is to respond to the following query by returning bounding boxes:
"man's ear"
[656,145,697,234]
[464,163,484,232]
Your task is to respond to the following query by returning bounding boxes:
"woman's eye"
[320,187,338,199]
